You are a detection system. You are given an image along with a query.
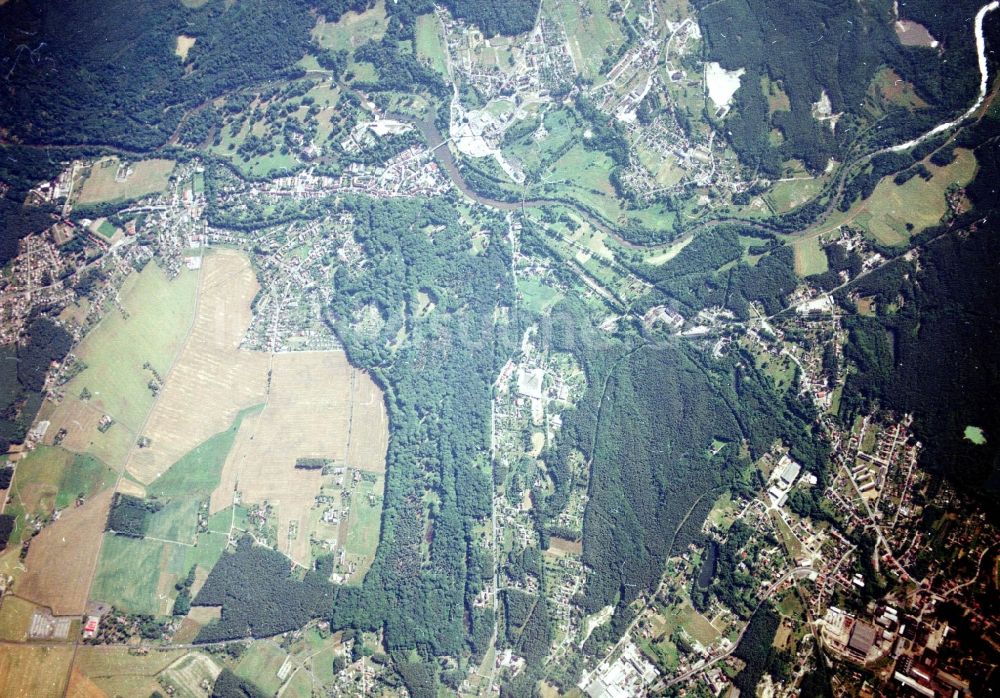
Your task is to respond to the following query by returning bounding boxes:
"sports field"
[76,157,175,205]
[792,235,828,276]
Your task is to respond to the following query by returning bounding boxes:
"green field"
[145,498,202,544]
[766,177,822,213]
[343,475,384,582]
[7,447,115,535]
[964,425,987,445]
[63,262,199,435]
[792,235,828,276]
[546,0,626,81]
[504,107,579,177]
[859,150,976,245]
[91,534,182,616]
[76,158,175,205]
[536,144,619,220]
[518,278,564,314]
[235,642,288,695]
[415,14,448,76]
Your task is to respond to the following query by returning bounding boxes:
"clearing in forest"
[175,35,196,61]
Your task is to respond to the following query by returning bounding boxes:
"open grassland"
[235,642,288,696]
[859,149,976,245]
[518,278,564,314]
[76,157,175,205]
[534,144,630,224]
[342,475,384,582]
[545,0,626,81]
[312,0,387,52]
[0,645,74,697]
[766,177,823,214]
[792,235,828,276]
[73,647,187,698]
[7,447,115,533]
[18,488,114,615]
[415,14,448,76]
[47,262,198,465]
[91,534,183,616]
[0,595,37,641]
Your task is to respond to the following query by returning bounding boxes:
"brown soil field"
[0,644,74,697]
[126,249,270,484]
[18,488,114,615]
[547,536,583,556]
[65,667,107,698]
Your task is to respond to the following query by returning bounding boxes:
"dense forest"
[314,196,517,660]
[193,537,337,641]
[838,129,1000,508]
[106,494,162,538]
[531,291,825,656]
[693,0,991,173]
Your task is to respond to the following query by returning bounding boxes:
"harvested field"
[18,488,114,616]
[126,250,269,484]
[76,157,175,205]
[121,250,387,566]
[0,595,37,641]
[0,644,74,697]
[213,351,388,565]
